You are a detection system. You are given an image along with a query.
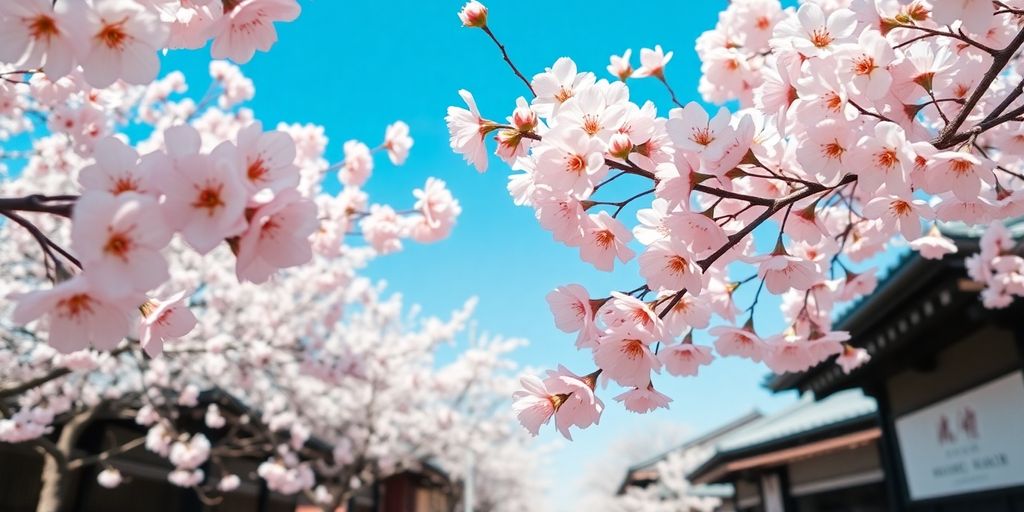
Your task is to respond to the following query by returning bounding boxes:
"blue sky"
[158,1,806,507]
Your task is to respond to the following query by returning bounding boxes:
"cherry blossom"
[383,120,414,165]
[666,102,731,162]
[931,0,995,35]
[533,126,608,197]
[762,334,814,374]
[409,177,461,243]
[579,212,635,272]
[156,133,247,254]
[234,189,317,284]
[638,238,704,292]
[72,0,170,88]
[209,0,301,64]
[446,89,493,172]
[659,339,715,377]
[862,195,932,241]
[607,49,633,81]
[97,468,123,489]
[11,276,132,353]
[757,250,820,295]
[511,376,557,436]
[78,137,157,197]
[531,57,596,118]
[139,290,197,356]
[772,3,856,58]
[837,29,895,101]
[710,324,766,362]
[593,329,661,388]
[340,140,373,187]
[546,284,599,348]
[837,344,871,374]
[71,192,172,298]
[235,122,300,196]
[633,45,673,79]
[614,384,672,414]
[360,204,403,255]
[543,366,603,440]
[0,0,76,78]
[923,151,995,202]
[910,225,959,260]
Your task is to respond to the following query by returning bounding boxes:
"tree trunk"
[35,408,98,512]
[35,454,68,512]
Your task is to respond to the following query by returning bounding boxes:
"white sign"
[895,372,1024,501]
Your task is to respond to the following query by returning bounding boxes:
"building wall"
[734,478,761,511]
[886,326,1020,417]
[787,442,880,490]
[0,442,45,512]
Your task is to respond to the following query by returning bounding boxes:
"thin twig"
[481,26,535,97]
[658,77,685,108]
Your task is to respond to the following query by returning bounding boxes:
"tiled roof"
[712,388,877,453]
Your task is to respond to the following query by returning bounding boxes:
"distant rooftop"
[712,389,876,454]
[687,389,879,484]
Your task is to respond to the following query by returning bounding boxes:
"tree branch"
[66,436,146,470]
[934,28,1024,148]
[0,346,131,399]
[480,27,535,97]
[0,195,77,218]
[657,174,858,318]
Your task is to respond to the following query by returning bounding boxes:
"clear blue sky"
[159,1,808,508]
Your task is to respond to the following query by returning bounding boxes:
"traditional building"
[626,228,1024,511]
[770,228,1024,511]
[687,390,883,512]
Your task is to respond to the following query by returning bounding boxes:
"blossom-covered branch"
[449,0,1024,439]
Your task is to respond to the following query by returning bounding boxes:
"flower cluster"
[0,259,541,508]
[1,58,460,357]
[0,4,534,508]
[451,0,1024,438]
[967,222,1024,308]
[0,0,300,89]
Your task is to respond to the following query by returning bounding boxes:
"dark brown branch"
[693,184,776,206]
[890,23,998,55]
[0,195,77,218]
[656,174,858,319]
[983,77,1024,123]
[66,436,146,470]
[849,99,893,123]
[481,26,535,97]
[605,158,657,180]
[934,28,1024,148]
[658,77,685,108]
[939,103,1024,147]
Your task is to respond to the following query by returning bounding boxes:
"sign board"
[895,372,1024,500]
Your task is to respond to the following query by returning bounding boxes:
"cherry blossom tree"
[449,0,1024,439]
[614,448,722,512]
[0,2,543,511]
[576,422,692,512]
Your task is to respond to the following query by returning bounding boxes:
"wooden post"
[866,384,907,512]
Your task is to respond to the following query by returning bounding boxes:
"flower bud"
[458,1,488,28]
[512,105,537,131]
[608,133,633,159]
